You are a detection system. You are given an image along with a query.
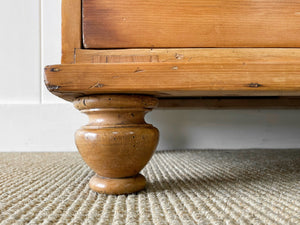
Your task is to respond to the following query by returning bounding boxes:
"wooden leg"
[73,95,159,195]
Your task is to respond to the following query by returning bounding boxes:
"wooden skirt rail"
[45,62,300,99]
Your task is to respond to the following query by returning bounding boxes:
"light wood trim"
[75,48,300,64]
[82,0,300,48]
[61,0,81,64]
[158,97,300,109]
[44,61,300,100]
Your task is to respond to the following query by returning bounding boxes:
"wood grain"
[75,48,300,64]
[44,61,300,100]
[74,95,159,194]
[82,0,300,48]
[61,0,81,64]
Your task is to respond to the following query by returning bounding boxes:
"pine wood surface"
[57,1,300,107]
[82,0,300,48]
[61,0,81,64]
[45,61,300,100]
[75,48,300,64]
[74,95,159,194]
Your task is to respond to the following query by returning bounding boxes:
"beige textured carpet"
[0,150,299,225]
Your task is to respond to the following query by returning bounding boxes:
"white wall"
[1,0,300,152]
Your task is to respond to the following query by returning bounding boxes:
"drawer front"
[83,0,300,48]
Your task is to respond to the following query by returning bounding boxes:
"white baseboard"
[1,103,300,152]
[0,103,84,152]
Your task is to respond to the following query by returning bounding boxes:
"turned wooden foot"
[73,95,159,195]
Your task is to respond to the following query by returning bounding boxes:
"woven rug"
[0,150,299,225]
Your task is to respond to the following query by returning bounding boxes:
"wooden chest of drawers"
[44,0,300,194]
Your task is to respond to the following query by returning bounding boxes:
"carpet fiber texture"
[0,150,299,225]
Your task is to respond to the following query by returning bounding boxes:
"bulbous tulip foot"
[73,95,159,195]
